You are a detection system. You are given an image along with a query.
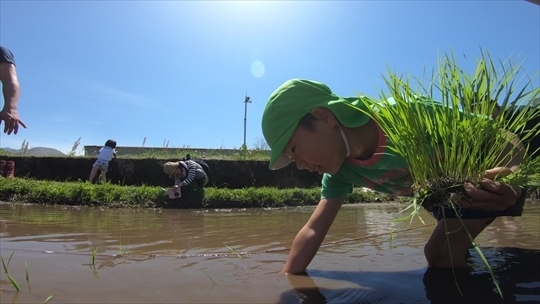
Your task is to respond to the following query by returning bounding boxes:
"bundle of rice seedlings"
[358,51,539,215]
[355,51,539,297]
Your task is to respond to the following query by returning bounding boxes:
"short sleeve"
[321,173,354,199]
[0,47,16,65]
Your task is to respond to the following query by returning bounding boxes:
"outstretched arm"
[282,197,344,274]
[0,60,26,135]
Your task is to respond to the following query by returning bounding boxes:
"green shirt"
[321,96,478,200]
[321,122,413,199]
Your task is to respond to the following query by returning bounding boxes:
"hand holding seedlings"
[460,167,523,211]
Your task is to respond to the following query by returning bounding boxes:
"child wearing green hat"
[261,79,526,274]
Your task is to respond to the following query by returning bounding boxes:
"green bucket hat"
[261,79,372,170]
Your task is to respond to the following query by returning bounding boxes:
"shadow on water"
[278,247,540,304]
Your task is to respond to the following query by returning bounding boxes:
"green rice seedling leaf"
[469,243,503,297]
[25,260,30,286]
[1,256,8,274]
[1,251,15,274]
[444,224,463,235]
[1,253,22,291]
[90,246,99,265]
[394,197,426,224]
[355,50,537,298]
[224,244,244,259]
[43,295,54,304]
[450,203,503,298]
[7,251,14,269]
[391,214,414,222]
[441,207,464,297]
[6,273,21,291]
[359,51,538,210]
[200,268,216,285]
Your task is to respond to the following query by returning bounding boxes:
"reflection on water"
[0,201,539,303]
[280,247,540,304]
[423,247,540,303]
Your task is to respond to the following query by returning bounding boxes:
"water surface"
[1,201,539,303]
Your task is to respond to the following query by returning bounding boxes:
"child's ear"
[310,107,337,127]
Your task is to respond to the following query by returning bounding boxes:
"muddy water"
[0,201,539,303]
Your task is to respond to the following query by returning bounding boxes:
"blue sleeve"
[0,47,16,65]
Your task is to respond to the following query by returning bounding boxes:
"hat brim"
[167,162,180,178]
[268,122,297,170]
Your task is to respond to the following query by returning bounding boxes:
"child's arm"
[282,197,345,274]
[179,162,197,186]
[173,176,182,187]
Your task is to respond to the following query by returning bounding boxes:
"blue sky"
[1,1,538,154]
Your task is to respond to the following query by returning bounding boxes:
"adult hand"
[459,167,521,211]
[0,109,26,135]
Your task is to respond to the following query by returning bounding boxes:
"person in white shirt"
[89,139,117,183]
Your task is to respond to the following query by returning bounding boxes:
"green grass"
[0,177,392,209]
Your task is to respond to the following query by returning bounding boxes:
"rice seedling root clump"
[413,177,478,209]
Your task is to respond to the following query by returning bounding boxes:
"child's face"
[282,111,347,175]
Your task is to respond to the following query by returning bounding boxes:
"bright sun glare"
[251,60,265,78]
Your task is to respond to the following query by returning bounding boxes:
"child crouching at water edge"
[163,159,209,193]
[261,79,526,274]
[89,139,117,183]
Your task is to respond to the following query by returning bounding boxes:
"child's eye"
[290,146,296,153]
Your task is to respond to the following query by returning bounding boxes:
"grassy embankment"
[0,177,396,209]
[0,146,399,208]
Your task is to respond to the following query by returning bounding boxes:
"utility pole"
[243,93,252,148]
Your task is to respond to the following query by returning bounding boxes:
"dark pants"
[196,177,206,187]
